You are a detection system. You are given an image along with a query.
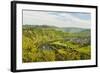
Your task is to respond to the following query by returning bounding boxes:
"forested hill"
[22,25,90,33]
[22,25,91,62]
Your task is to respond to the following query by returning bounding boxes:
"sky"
[23,10,91,28]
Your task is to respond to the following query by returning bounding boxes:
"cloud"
[23,10,91,28]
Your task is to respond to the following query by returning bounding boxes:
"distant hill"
[23,25,90,33]
[77,29,91,37]
[57,27,90,33]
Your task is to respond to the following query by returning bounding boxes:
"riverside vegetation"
[22,25,91,63]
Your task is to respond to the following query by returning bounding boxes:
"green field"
[22,25,91,63]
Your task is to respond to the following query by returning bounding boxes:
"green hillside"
[22,25,91,63]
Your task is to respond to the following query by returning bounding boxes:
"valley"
[22,25,91,63]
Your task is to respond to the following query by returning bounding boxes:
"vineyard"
[22,25,91,63]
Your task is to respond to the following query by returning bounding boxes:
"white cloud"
[23,10,91,28]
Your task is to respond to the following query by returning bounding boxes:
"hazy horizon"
[23,24,90,29]
[23,10,91,29]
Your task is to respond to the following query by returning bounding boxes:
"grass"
[22,25,91,63]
